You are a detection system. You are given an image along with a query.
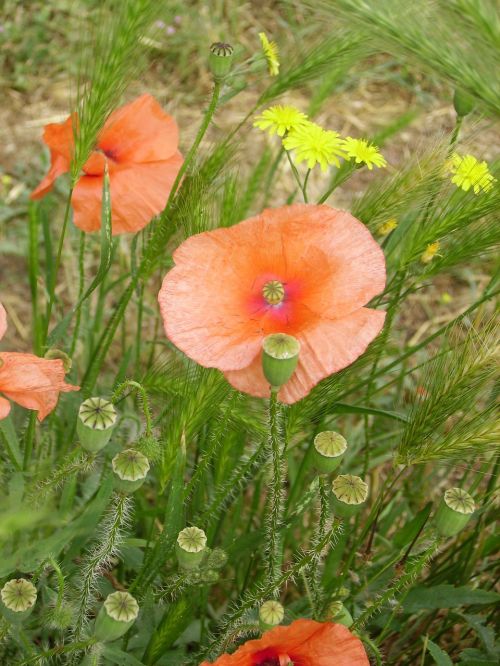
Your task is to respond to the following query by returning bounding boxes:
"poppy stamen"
[263,280,285,306]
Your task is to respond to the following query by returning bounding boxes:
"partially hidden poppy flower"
[30,94,183,235]
[200,619,370,665]
[0,302,79,420]
[158,204,386,404]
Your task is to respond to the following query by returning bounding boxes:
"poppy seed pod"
[176,527,207,570]
[259,600,285,631]
[331,474,369,517]
[311,431,347,474]
[453,89,475,117]
[209,42,234,82]
[262,333,300,390]
[326,600,353,627]
[112,449,150,493]
[434,487,475,537]
[94,591,139,642]
[1,579,37,623]
[77,397,117,452]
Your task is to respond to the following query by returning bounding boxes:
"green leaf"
[459,647,498,665]
[394,502,433,549]
[0,475,113,576]
[48,167,113,346]
[426,639,453,666]
[142,595,194,665]
[404,585,500,613]
[458,613,498,658]
[102,645,145,665]
[0,416,23,470]
[332,402,409,423]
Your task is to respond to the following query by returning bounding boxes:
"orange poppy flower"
[31,94,183,235]
[158,204,386,403]
[200,619,370,665]
[0,302,79,421]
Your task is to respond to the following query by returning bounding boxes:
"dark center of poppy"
[263,280,285,305]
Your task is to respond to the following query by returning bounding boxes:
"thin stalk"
[70,230,86,357]
[44,188,73,344]
[23,412,37,471]
[285,150,308,202]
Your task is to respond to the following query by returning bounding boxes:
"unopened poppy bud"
[209,42,234,82]
[434,487,475,537]
[112,449,150,493]
[176,526,207,570]
[94,591,139,642]
[332,474,368,517]
[206,547,228,570]
[135,433,161,462]
[262,333,300,390]
[453,89,475,117]
[77,397,117,452]
[44,348,72,372]
[326,600,353,627]
[1,578,37,622]
[200,568,220,585]
[259,600,284,631]
[312,431,347,474]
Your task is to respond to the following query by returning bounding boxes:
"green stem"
[265,389,285,589]
[285,150,308,202]
[70,230,86,357]
[23,412,37,471]
[44,188,73,344]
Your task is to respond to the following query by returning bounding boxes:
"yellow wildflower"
[377,218,398,236]
[259,32,280,76]
[253,105,310,137]
[447,153,495,194]
[283,122,347,172]
[421,241,440,264]
[342,137,387,170]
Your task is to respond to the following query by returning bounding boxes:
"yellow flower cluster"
[254,105,387,173]
[421,241,441,264]
[447,153,496,194]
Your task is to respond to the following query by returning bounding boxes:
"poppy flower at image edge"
[30,94,183,235]
[200,619,370,665]
[158,203,386,404]
[0,302,79,421]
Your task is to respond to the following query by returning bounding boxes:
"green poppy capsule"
[434,487,475,537]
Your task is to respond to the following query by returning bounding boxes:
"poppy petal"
[0,353,79,421]
[0,302,6,341]
[200,619,369,665]
[159,225,273,372]
[224,307,386,403]
[71,153,183,234]
[99,94,180,163]
[256,204,386,318]
[30,116,74,200]
[0,396,11,420]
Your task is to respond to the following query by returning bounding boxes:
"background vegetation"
[0,1,498,664]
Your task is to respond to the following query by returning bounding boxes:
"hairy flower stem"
[73,492,131,644]
[265,389,286,590]
[200,521,343,661]
[82,83,221,395]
